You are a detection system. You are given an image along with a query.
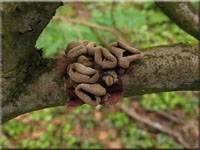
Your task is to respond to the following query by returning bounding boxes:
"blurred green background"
[1,2,199,149]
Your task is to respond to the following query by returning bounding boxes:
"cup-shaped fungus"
[87,42,100,55]
[75,83,106,106]
[65,41,82,55]
[68,63,99,83]
[102,70,118,86]
[109,41,141,68]
[77,55,93,67]
[103,76,113,86]
[66,45,87,59]
[95,47,117,69]
[56,40,141,107]
[82,40,89,46]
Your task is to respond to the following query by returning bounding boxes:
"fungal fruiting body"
[57,40,141,107]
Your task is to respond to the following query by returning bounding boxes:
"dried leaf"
[103,79,123,105]
[104,91,123,105]
[67,99,84,107]
[56,58,72,78]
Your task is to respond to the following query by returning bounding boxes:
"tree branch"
[155,2,199,40]
[53,15,125,42]
[122,43,199,96]
[2,43,199,124]
[1,2,63,123]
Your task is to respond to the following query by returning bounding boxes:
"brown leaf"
[103,79,123,105]
[94,110,102,121]
[105,91,123,105]
[98,130,108,141]
[67,99,85,107]
[56,58,72,78]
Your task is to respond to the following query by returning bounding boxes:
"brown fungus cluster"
[56,40,141,107]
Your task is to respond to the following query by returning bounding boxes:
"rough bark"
[155,2,199,40]
[2,43,199,124]
[1,2,200,124]
[1,2,63,123]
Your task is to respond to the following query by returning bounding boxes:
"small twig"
[132,98,181,124]
[53,15,125,42]
[120,103,190,148]
[89,27,109,47]
[68,23,83,41]
[155,110,181,124]
[53,15,83,40]
[110,2,126,35]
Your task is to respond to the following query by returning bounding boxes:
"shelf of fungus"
[56,40,141,107]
